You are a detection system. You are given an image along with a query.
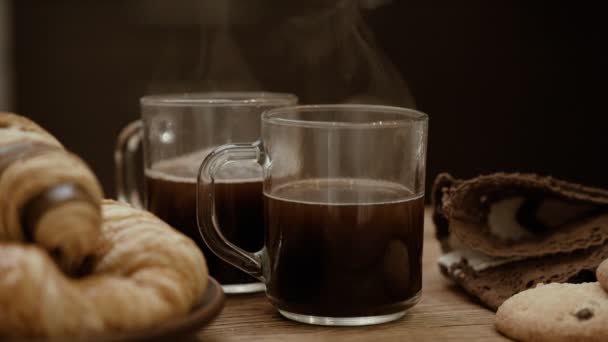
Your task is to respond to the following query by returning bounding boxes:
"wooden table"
[197,209,509,341]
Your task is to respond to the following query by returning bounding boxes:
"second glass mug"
[115,92,298,294]
[198,104,428,325]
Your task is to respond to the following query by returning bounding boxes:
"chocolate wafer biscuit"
[435,173,608,258]
[440,242,608,310]
[433,173,608,309]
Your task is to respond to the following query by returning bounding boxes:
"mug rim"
[262,104,428,129]
[140,92,298,107]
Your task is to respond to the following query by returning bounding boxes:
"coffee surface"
[145,152,263,285]
[265,178,424,317]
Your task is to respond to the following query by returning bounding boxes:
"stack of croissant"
[0,113,209,338]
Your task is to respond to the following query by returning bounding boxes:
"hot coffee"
[265,178,424,317]
[145,152,263,285]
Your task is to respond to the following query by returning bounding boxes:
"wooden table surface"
[197,209,509,341]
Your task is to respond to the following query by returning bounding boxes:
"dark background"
[9,0,608,197]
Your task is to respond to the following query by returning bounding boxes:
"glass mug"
[198,104,428,325]
[115,92,298,293]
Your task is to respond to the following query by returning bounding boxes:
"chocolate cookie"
[495,282,608,342]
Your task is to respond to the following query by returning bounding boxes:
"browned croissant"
[0,112,103,273]
[0,200,208,338]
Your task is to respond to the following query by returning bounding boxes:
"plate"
[22,277,225,342]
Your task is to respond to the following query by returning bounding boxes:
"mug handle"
[197,141,265,281]
[114,120,144,208]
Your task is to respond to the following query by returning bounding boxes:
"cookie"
[597,259,608,293]
[495,282,608,342]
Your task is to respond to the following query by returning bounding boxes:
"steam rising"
[139,0,413,107]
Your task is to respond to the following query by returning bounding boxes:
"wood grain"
[196,208,510,341]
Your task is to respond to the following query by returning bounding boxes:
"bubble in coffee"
[264,178,424,317]
[145,150,263,285]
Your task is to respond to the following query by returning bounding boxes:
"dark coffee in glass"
[264,179,424,317]
[145,153,263,286]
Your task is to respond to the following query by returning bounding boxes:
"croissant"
[0,200,208,338]
[0,112,103,273]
